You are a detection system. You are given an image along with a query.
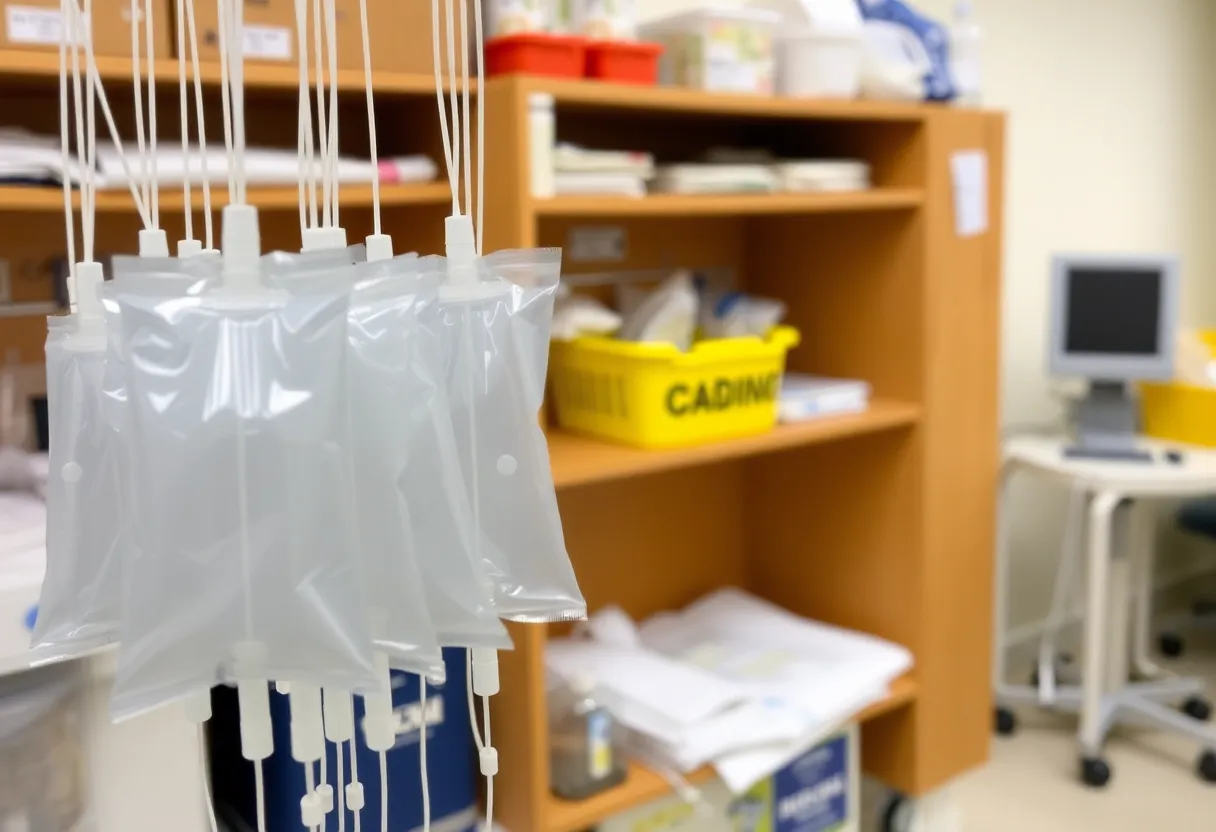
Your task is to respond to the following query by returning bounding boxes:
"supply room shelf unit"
[481,76,1004,832]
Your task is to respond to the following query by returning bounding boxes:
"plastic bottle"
[950,1,983,106]
[549,673,626,800]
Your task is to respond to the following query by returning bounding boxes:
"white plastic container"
[640,7,780,95]
[950,1,983,106]
[485,0,551,36]
[570,0,637,39]
[778,28,863,98]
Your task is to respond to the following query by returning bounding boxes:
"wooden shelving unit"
[481,75,1004,832]
[0,54,1002,832]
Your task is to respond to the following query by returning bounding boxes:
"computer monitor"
[1049,254,1180,460]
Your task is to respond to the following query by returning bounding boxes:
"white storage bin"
[779,28,863,98]
[640,7,780,95]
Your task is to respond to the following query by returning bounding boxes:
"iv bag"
[359,257,513,651]
[107,256,378,720]
[422,249,586,624]
[30,315,123,664]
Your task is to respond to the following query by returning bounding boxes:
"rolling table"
[993,435,1216,787]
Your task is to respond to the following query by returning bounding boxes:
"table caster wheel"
[1198,751,1216,784]
[1160,632,1185,658]
[994,707,1017,737]
[1184,697,1213,722]
[1080,757,1111,789]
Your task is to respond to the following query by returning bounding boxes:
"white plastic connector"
[236,681,273,762]
[471,648,500,697]
[138,228,170,257]
[184,690,212,724]
[316,783,334,814]
[365,233,393,262]
[345,781,365,812]
[479,746,499,777]
[301,791,325,828]
[361,653,396,753]
[445,214,477,286]
[276,681,292,695]
[323,690,355,743]
[73,261,105,321]
[301,226,348,252]
[221,204,261,289]
[289,685,325,764]
[233,642,274,762]
[177,238,204,259]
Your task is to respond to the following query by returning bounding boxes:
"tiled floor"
[951,650,1216,831]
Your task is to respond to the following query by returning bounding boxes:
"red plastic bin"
[585,40,664,85]
[484,33,587,79]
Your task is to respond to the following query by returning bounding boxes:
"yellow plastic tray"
[549,326,801,449]
[1142,331,1216,448]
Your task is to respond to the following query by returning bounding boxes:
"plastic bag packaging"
[422,249,586,624]
[106,255,378,720]
[618,271,698,350]
[551,288,622,341]
[697,289,787,340]
[30,314,123,664]
[356,257,513,651]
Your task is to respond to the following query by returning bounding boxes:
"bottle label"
[587,710,613,780]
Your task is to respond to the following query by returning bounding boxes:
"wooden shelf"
[533,189,923,218]
[549,400,921,490]
[0,49,451,95]
[545,675,918,832]
[0,182,450,213]
[506,75,930,123]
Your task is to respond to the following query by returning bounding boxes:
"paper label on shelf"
[242,25,292,61]
[6,6,79,45]
[950,150,989,238]
[569,226,627,262]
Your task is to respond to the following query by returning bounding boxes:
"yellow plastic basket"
[549,326,801,449]
[1142,331,1216,448]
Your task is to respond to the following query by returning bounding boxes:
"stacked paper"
[546,588,912,793]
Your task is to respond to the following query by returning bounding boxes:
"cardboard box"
[598,726,859,832]
[186,0,296,65]
[2,0,171,60]
[180,0,455,75]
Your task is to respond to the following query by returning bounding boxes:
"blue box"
[211,649,477,832]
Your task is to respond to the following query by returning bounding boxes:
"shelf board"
[546,674,919,832]
[534,189,923,218]
[549,399,921,490]
[0,182,450,213]
[0,49,451,95]
[508,75,930,122]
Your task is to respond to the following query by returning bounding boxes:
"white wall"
[640,0,1216,630]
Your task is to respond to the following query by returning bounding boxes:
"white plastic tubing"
[431,2,496,831]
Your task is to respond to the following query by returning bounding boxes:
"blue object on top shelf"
[857,0,958,101]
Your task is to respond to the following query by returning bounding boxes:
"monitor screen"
[1064,267,1162,356]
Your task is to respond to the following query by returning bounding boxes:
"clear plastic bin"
[639,7,780,95]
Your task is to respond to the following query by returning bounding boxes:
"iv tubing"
[64,0,150,227]
[129,0,148,217]
[58,0,75,290]
[356,0,380,233]
[350,743,362,832]
[311,0,329,226]
[214,0,234,203]
[144,0,159,226]
[430,0,457,212]
[176,0,192,241]
[421,682,431,831]
[183,0,213,248]
[323,0,339,227]
[82,0,96,262]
